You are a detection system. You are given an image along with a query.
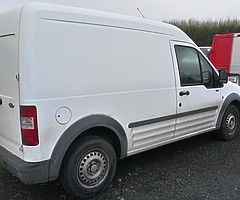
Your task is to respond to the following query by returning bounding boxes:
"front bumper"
[0,145,49,184]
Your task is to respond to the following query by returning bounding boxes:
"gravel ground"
[1,132,240,200]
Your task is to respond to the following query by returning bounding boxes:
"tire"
[60,136,117,198]
[217,105,240,141]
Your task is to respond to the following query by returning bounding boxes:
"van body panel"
[175,85,220,137]
[230,34,240,74]
[0,7,22,158]
[18,7,179,160]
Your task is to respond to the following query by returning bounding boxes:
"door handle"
[179,91,190,96]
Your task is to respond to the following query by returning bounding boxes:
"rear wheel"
[217,105,240,141]
[60,136,116,198]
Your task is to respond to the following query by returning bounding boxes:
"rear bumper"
[0,145,49,184]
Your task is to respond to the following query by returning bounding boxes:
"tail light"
[20,106,39,146]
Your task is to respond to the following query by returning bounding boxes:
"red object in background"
[209,33,234,74]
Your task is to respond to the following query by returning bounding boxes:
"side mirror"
[219,70,228,84]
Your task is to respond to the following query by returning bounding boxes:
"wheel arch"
[216,93,240,129]
[48,114,128,181]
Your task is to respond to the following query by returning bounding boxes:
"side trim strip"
[128,106,218,128]
[0,33,15,38]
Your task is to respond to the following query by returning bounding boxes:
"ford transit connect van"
[0,3,239,198]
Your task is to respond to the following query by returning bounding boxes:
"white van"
[0,3,240,198]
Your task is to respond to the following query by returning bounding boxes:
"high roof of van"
[3,2,194,45]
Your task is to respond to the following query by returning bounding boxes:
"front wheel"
[217,105,240,141]
[60,136,117,198]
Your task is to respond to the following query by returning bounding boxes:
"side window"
[175,46,201,86]
[175,45,217,87]
[199,53,217,85]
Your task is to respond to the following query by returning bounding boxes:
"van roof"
[14,2,194,44]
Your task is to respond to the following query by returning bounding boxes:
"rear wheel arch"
[48,114,127,181]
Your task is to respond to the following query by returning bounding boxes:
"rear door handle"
[179,91,190,96]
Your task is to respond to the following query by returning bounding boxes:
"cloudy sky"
[0,0,239,21]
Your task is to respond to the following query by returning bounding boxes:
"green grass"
[166,19,240,46]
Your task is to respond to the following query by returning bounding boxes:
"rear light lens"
[20,106,39,146]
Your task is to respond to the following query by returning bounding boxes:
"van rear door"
[0,34,22,158]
